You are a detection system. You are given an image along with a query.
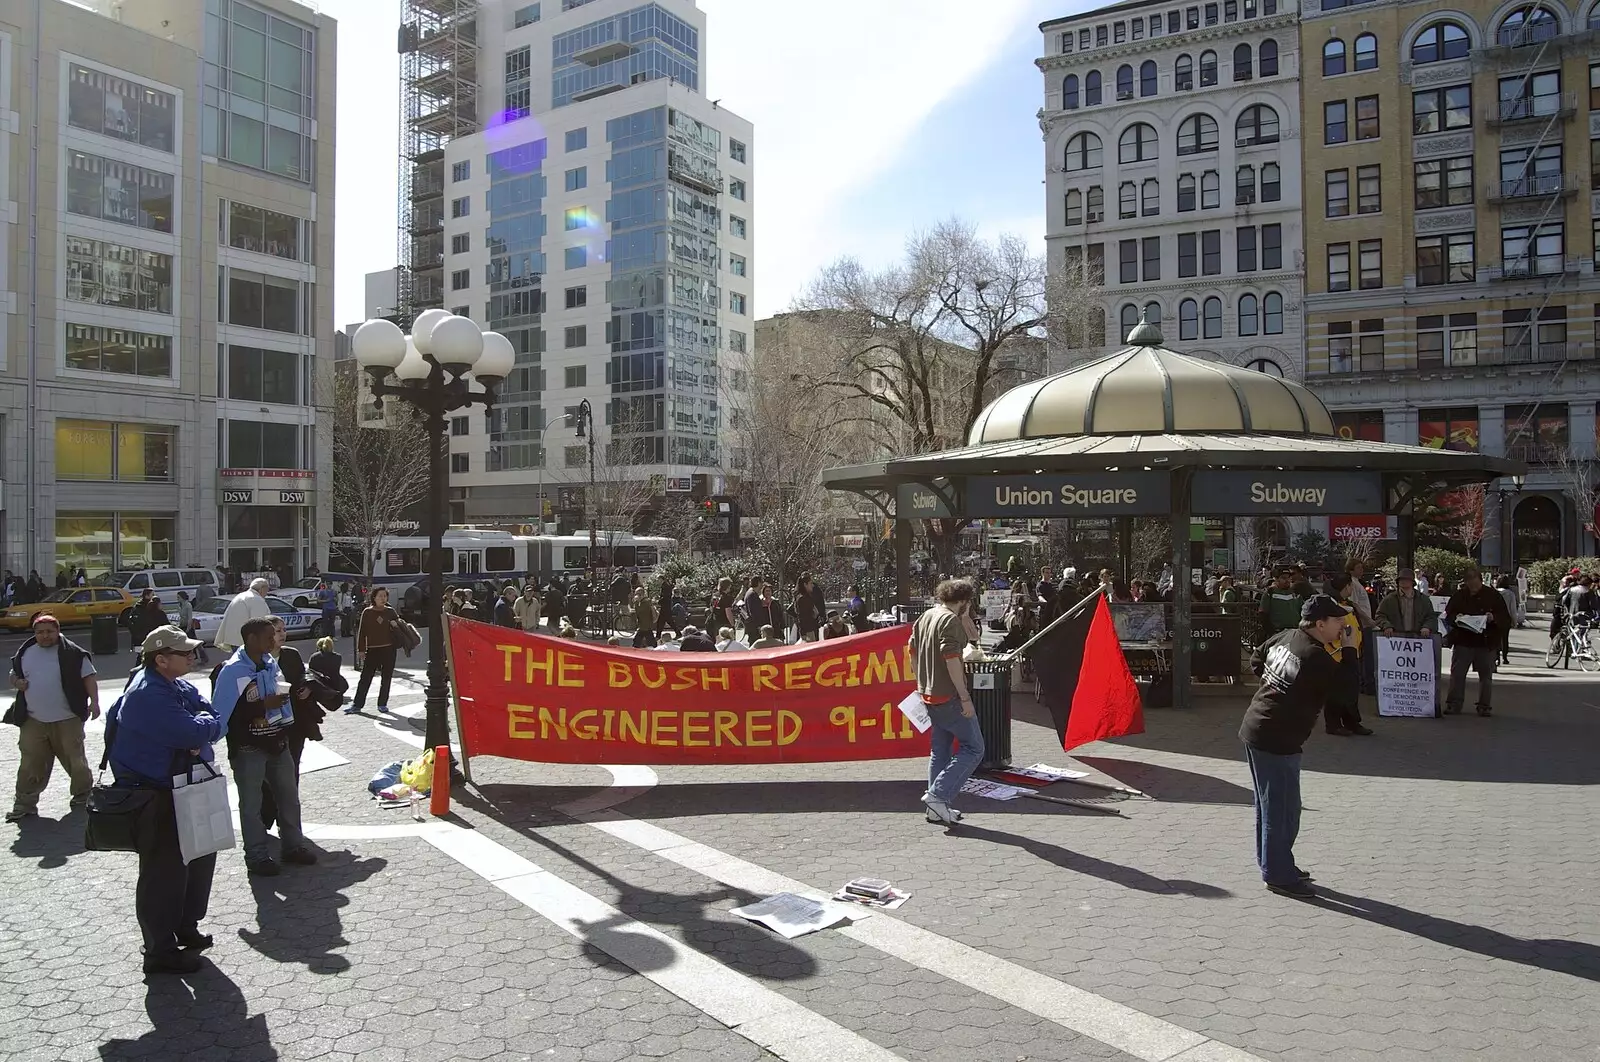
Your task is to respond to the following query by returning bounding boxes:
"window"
[1415,156,1474,208]
[1504,402,1569,462]
[1237,226,1258,271]
[1115,20,1127,42]
[727,250,749,275]
[1324,39,1347,76]
[226,419,299,469]
[227,271,300,333]
[66,64,176,152]
[1326,169,1350,216]
[1118,65,1135,99]
[1236,104,1278,145]
[565,285,587,309]
[1261,163,1280,202]
[1501,222,1565,276]
[1180,298,1199,339]
[451,196,471,218]
[451,306,468,317]
[1098,25,1109,44]
[56,420,175,482]
[1205,2,1219,24]
[729,330,748,353]
[1500,143,1562,196]
[730,292,747,315]
[1086,70,1103,105]
[730,179,747,201]
[1355,95,1379,139]
[1080,28,1091,49]
[1412,20,1470,65]
[1120,182,1138,219]
[1498,4,1559,46]
[1591,63,1600,110]
[1142,179,1159,216]
[1260,39,1278,76]
[1358,319,1385,370]
[1177,114,1218,155]
[1142,236,1161,279]
[1065,189,1083,224]
[1263,293,1283,334]
[1203,296,1222,338]
[1499,70,1561,121]
[450,453,470,474]
[1063,74,1080,109]
[1143,300,1162,326]
[1328,243,1351,291]
[564,325,587,348]
[1119,123,1159,163]
[1328,321,1354,372]
[1234,43,1253,81]
[565,167,587,191]
[1325,101,1348,144]
[1140,60,1158,96]
[1200,50,1218,87]
[1238,294,1260,335]
[1175,54,1194,90]
[64,325,171,379]
[1178,174,1197,211]
[1121,303,1141,338]
[63,237,173,314]
[565,246,587,269]
[1179,233,1198,277]
[451,233,470,254]
[1202,229,1221,275]
[1503,305,1566,361]
[453,161,471,182]
[1591,138,1600,190]
[65,151,174,233]
[1261,224,1281,269]
[1354,33,1377,70]
[730,139,747,162]
[564,365,587,387]
[1186,7,1199,29]
[1064,132,1103,170]
[227,202,303,261]
[450,269,470,291]
[1236,165,1256,205]
[514,3,541,27]
[1413,85,1472,133]
[1359,240,1382,288]
[1417,233,1476,285]
[504,84,531,120]
[1087,186,1105,219]
[1357,165,1381,213]
[1201,170,1220,208]
[566,128,588,151]
[564,207,589,231]
[1120,239,1139,283]
[451,416,469,436]
[730,216,748,237]
[224,345,299,404]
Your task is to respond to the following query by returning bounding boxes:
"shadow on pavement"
[99,963,276,1060]
[237,852,387,973]
[950,824,1232,898]
[1313,887,1600,983]
[1073,756,1255,805]
[8,811,88,870]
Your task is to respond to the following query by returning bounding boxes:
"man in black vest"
[6,614,101,821]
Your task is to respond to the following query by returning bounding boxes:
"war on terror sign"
[965,474,1170,517]
[1375,635,1437,718]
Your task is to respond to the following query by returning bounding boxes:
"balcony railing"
[1486,255,1582,281]
[1486,91,1577,125]
[1486,173,1579,202]
[1314,342,1590,376]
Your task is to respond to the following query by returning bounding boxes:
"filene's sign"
[966,474,1170,516]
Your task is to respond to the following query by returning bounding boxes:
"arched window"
[1175,54,1194,90]
[1087,185,1104,217]
[1085,70,1103,105]
[1236,164,1256,204]
[1142,178,1160,215]
[1177,113,1219,155]
[1119,181,1138,218]
[1590,3,1600,28]
[1236,104,1280,145]
[1064,132,1103,171]
[1238,294,1260,336]
[1353,33,1377,70]
[1144,300,1163,325]
[1323,38,1346,76]
[1203,296,1223,339]
[1200,50,1218,86]
[1261,162,1281,201]
[1121,303,1141,337]
[1412,20,1469,63]
[1179,298,1200,340]
[1063,74,1080,109]
[1140,59,1158,96]
[1064,188,1083,225]
[1177,173,1197,210]
[1498,4,1559,45]
[1248,358,1284,377]
[1259,38,1279,76]
[1201,169,1220,207]
[1119,122,1159,163]
[1263,292,1284,334]
[1117,64,1135,99]
[1233,43,1253,81]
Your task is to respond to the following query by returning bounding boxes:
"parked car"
[90,567,223,609]
[287,576,332,609]
[190,595,326,646]
[0,587,136,632]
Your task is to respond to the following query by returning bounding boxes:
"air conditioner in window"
[1117,90,1134,100]
[1087,210,1104,222]
[1236,136,1255,147]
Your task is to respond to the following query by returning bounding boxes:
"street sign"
[897,482,954,519]
[1192,471,1383,515]
[966,473,1170,517]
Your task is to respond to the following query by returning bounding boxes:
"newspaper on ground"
[960,778,1028,801]
[1014,763,1090,782]
[729,893,863,939]
[832,887,912,910]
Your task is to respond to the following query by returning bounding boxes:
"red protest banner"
[446,617,926,767]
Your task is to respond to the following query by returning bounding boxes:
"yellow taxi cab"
[0,587,137,631]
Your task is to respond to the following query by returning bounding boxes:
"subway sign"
[1193,471,1383,514]
[965,474,1171,517]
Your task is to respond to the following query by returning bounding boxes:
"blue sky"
[326,0,1081,327]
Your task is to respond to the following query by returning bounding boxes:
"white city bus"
[328,529,674,590]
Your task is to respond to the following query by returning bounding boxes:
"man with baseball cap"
[5,613,100,822]
[1240,594,1347,898]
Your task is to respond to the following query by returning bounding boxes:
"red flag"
[1029,596,1145,751]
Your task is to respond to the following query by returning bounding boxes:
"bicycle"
[1544,615,1600,671]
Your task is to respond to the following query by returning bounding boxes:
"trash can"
[964,660,1013,769]
[91,614,120,656]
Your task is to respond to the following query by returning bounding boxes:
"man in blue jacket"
[110,624,223,974]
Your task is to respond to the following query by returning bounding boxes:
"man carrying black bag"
[105,625,222,975]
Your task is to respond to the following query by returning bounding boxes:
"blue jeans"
[1243,744,1301,886]
[232,746,305,863]
[927,701,985,804]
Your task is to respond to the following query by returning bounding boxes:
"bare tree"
[1552,445,1600,543]
[1439,484,1489,560]
[328,367,432,578]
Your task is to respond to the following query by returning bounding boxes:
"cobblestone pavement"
[0,623,1596,1061]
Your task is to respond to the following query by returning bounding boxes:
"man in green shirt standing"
[1257,567,1308,638]
[909,580,983,826]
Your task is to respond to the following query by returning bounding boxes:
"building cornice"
[1036,13,1299,72]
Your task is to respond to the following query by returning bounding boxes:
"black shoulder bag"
[84,695,162,854]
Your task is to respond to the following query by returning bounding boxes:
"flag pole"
[991,589,1104,662]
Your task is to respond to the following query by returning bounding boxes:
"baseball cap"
[1301,595,1351,623]
[141,624,204,654]
[30,613,61,627]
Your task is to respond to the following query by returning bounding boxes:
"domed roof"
[969,320,1334,445]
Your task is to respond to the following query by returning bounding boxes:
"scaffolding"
[397,0,479,325]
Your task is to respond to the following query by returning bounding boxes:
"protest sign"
[1375,634,1437,718]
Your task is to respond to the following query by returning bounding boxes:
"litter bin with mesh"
[91,614,120,656]
[963,659,1013,769]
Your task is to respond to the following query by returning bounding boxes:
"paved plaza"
[1,623,1597,1062]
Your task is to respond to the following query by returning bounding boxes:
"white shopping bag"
[172,762,236,864]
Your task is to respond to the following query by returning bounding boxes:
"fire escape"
[398,0,479,326]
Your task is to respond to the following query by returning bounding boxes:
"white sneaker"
[922,797,959,825]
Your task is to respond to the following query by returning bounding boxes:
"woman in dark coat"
[261,617,328,830]
[793,573,825,642]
